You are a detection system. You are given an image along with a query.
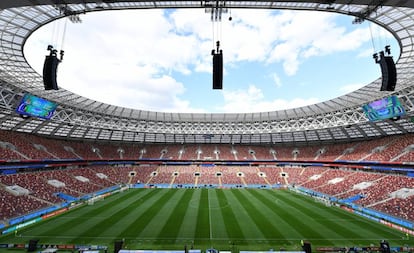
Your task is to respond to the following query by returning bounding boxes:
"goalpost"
[87,194,105,205]
[314,196,332,207]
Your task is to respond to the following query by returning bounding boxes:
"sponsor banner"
[75,245,107,250]
[317,247,381,252]
[387,247,414,252]
[317,247,347,252]
[1,217,42,234]
[380,220,414,235]
[341,206,414,235]
[57,244,75,249]
[354,211,380,222]
[119,251,190,253]
[9,205,60,225]
[41,208,68,219]
[15,244,26,249]
[340,205,354,213]
[240,252,305,253]
[0,243,73,250]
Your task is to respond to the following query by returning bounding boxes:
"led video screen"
[362,95,405,121]
[16,94,57,120]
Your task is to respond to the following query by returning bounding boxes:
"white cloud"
[24,8,390,113]
[58,60,192,111]
[26,9,208,113]
[219,85,319,113]
[267,11,372,75]
[357,48,374,58]
[339,83,366,93]
[270,73,282,88]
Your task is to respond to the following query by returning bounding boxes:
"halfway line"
[208,189,213,241]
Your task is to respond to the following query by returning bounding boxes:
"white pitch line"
[208,189,213,240]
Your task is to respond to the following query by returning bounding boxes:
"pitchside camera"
[28,239,39,252]
[380,240,390,253]
[301,241,312,253]
[114,240,123,253]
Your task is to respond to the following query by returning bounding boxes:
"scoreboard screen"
[362,95,405,121]
[16,93,57,119]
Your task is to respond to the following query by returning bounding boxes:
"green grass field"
[0,188,412,252]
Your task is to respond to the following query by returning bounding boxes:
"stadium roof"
[0,0,414,144]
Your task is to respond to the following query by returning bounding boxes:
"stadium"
[0,0,414,252]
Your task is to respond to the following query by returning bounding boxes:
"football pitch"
[0,188,412,252]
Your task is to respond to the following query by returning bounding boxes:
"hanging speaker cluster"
[373,45,396,91]
[43,45,63,90]
[212,41,223,90]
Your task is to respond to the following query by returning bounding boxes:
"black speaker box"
[212,52,223,89]
[302,241,312,253]
[114,240,123,253]
[380,240,391,253]
[27,239,39,252]
[379,56,396,91]
[43,55,60,90]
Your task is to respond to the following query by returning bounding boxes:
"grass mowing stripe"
[21,189,141,239]
[276,191,404,246]
[293,193,406,240]
[63,190,152,241]
[208,189,228,240]
[157,189,194,239]
[2,188,412,251]
[277,191,361,243]
[176,190,201,240]
[290,192,401,240]
[194,189,210,246]
[274,191,347,244]
[69,189,139,218]
[208,189,213,240]
[292,191,401,239]
[259,190,332,245]
[138,189,188,238]
[68,189,159,244]
[224,190,265,241]
[242,189,298,241]
[249,190,304,240]
[215,189,245,241]
[232,189,287,242]
[99,189,162,238]
[118,189,177,238]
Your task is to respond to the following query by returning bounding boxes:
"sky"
[23,8,398,113]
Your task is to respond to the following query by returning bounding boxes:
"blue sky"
[24,8,397,113]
